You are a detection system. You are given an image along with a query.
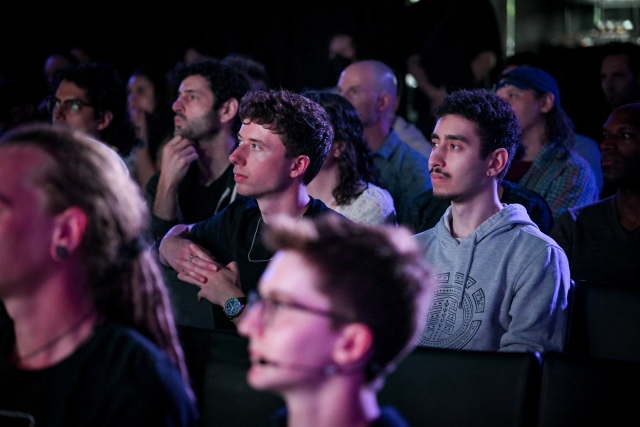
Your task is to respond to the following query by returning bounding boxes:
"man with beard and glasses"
[551,103,640,285]
[414,89,571,353]
[144,59,250,330]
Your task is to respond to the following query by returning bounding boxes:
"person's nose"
[428,145,443,170]
[51,103,65,123]
[237,301,263,338]
[601,134,617,152]
[172,97,184,114]
[229,143,246,165]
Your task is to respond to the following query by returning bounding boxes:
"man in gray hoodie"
[415,88,571,353]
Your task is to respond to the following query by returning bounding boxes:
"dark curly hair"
[56,63,138,157]
[301,89,382,205]
[435,88,522,181]
[171,58,250,135]
[239,89,333,185]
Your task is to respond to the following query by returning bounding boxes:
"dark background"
[1,1,403,93]
[0,0,623,143]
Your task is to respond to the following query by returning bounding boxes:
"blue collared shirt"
[373,129,432,227]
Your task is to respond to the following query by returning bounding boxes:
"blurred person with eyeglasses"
[47,62,139,175]
[237,214,432,427]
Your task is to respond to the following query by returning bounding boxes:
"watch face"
[224,298,243,317]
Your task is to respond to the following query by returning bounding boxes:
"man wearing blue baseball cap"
[496,66,598,221]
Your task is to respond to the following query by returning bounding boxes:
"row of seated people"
[12,50,634,335]
[0,73,637,426]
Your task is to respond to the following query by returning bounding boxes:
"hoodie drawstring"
[460,235,478,308]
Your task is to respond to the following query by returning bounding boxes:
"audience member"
[48,62,139,169]
[302,89,396,225]
[145,59,249,245]
[238,213,432,427]
[0,123,198,425]
[158,89,337,330]
[43,50,77,93]
[502,51,604,193]
[600,41,640,110]
[127,67,175,188]
[321,31,431,160]
[551,103,640,285]
[337,59,432,230]
[415,89,570,353]
[144,59,250,329]
[496,66,598,220]
[222,53,270,92]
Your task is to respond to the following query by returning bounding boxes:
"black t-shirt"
[189,196,337,329]
[145,162,242,244]
[0,318,199,427]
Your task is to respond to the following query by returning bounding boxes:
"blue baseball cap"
[497,66,562,108]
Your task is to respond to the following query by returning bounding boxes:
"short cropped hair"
[172,58,250,135]
[239,89,333,185]
[435,89,522,181]
[56,63,138,156]
[262,214,431,385]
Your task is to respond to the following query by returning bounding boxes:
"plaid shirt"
[519,143,598,221]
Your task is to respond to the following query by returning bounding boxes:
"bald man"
[337,60,432,230]
[551,103,640,285]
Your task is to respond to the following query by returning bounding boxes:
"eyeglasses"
[46,96,94,115]
[246,290,353,327]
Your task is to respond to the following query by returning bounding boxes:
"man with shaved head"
[337,59,432,230]
[551,103,640,285]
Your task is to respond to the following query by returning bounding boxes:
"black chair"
[177,325,284,427]
[378,346,542,427]
[566,279,640,362]
[536,351,640,426]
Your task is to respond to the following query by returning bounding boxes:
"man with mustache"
[145,59,250,329]
[551,103,640,285]
[414,89,571,353]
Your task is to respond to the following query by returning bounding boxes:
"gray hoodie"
[415,204,570,353]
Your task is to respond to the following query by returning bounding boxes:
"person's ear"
[50,206,87,262]
[378,92,392,112]
[332,323,374,368]
[96,110,113,132]
[290,155,310,180]
[218,98,240,124]
[486,147,509,178]
[332,140,347,158]
[540,92,555,114]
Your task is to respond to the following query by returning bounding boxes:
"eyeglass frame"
[246,290,354,326]
[46,96,94,115]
